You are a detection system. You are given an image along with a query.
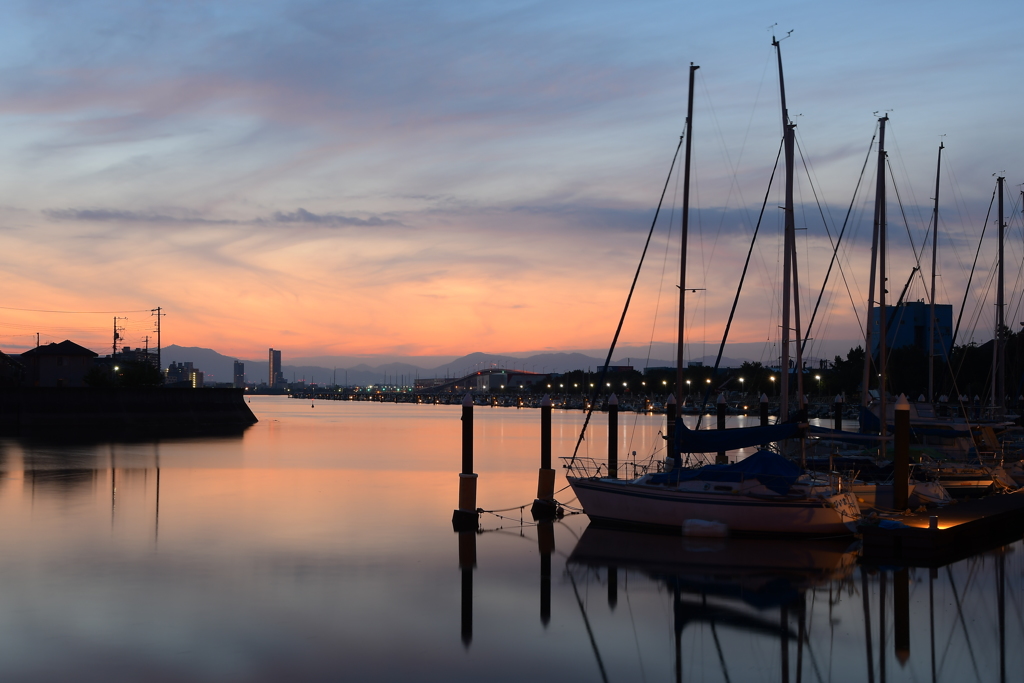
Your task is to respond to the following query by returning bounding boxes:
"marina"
[2,397,1022,681]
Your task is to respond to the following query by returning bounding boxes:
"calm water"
[0,396,1020,682]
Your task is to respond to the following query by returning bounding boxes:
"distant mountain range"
[160,345,751,386]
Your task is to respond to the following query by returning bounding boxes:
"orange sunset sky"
[0,1,1021,367]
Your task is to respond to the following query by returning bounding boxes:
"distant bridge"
[414,368,548,395]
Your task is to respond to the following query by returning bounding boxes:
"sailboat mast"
[928,142,943,402]
[995,175,1005,412]
[675,63,699,434]
[877,117,889,445]
[774,36,795,422]
[862,116,887,412]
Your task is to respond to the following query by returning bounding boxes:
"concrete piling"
[834,394,843,431]
[458,529,476,648]
[894,393,910,511]
[665,393,677,468]
[531,395,557,520]
[607,565,618,610]
[607,393,618,478]
[452,393,479,531]
[894,567,910,665]
[538,520,554,627]
[716,393,727,464]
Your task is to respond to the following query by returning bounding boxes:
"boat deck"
[860,489,1024,565]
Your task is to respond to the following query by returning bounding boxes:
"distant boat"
[565,41,861,536]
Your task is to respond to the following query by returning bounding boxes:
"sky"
[0,0,1022,367]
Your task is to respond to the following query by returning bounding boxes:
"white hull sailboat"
[565,43,861,537]
[572,474,860,535]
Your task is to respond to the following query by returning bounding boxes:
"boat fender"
[682,519,728,538]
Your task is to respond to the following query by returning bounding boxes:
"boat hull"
[568,477,860,536]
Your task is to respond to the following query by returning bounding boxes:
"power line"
[0,306,153,314]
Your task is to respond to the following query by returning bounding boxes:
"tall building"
[233,360,245,388]
[269,348,283,388]
[870,302,953,359]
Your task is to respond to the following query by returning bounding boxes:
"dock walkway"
[860,489,1024,565]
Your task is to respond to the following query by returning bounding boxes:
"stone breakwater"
[0,387,257,438]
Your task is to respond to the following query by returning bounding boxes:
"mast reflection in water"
[0,398,1020,682]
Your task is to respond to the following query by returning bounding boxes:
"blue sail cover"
[674,418,799,453]
[651,449,802,495]
[858,406,970,438]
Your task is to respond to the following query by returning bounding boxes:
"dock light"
[623,382,627,387]
[559,384,563,388]
[606,383,611,387]
[114,366,119,371]
[706,379,711,384]
[662,380,667,385]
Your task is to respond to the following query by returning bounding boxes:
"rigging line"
[569,132,685,465]
[953,185,996,348]
[944,565,983,683]
[799,129,877,352]
[567,570,611,683]
[709,622,733,683]
[695,137,783,426]
[623,587,649,683]
[885,155,928,273]
[0,306,155,314]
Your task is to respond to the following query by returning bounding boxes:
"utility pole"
[113,317,126,356]
[151,307,164,372]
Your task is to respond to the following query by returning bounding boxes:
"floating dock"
[860,490,1024,565]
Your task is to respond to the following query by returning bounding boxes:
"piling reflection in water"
[458,513,1023,682]
[0,399,1022,682]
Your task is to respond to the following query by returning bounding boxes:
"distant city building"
[18,340,97,387]
[870,302,953,359]
[114,346,159,369]
[233,360,245,388]
[166,361,199,387]
[414,378,448,389]
[268,348,284,388]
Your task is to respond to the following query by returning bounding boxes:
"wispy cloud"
[43,208,238,224]
[269,208,403,228]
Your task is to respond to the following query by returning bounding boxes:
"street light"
[770,375,776,397]
[815,374,822,395]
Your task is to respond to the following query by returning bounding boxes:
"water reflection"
[566,527,857,682]
[0,398,1020,682]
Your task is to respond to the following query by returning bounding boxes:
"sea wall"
[0,387,258,438]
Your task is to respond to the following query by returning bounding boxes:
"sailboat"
[564,41,861,536]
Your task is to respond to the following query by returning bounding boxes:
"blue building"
[870,301,953,359]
